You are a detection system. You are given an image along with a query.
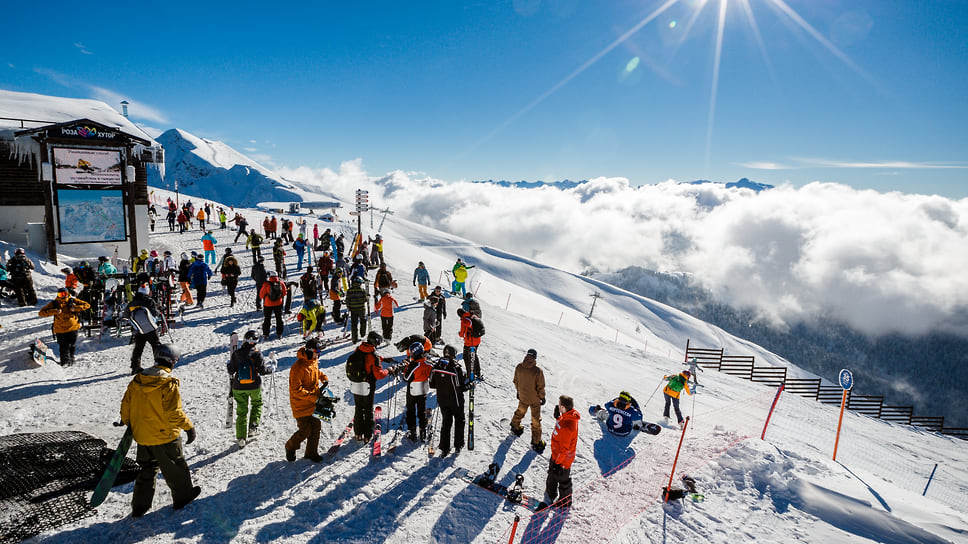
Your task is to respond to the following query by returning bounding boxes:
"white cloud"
[279,163,968,336]
[73,43,92,55]
[737,161,793,170]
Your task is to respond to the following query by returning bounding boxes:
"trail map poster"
[56,189,127,243]
[52,147,123,185]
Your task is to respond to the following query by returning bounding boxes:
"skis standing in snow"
[510,348,546,453]
[285,338,329,463]
[227,330,271,448]
[429,345,466,456]
[119,344,200,517]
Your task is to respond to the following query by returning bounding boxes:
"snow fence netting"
[499,388,778,543]
[0,431,139,544]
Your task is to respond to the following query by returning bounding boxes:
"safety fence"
[684,340,968,440]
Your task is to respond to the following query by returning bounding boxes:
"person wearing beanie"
[286,338,328,462]
[510,348,546,452]
[120,343,200,517]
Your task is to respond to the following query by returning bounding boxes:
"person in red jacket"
[540,395,580,511]
[404,341,434,442]
[259,272,288,339]
[374,288,399,341]
[457,308,483,379]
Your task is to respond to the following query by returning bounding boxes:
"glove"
[553,405,561,419]
[516,392,519,400]
[540,397,546,406]
[320,380,329,391]
[185,428,196,445]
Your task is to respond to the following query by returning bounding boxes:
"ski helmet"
[60,267,72,274]
[153,344,182,366]
[526,348,538,359]
[150,250,158,257]
[243,330,260,345]
[366,331,383,346]
[464,292,473,300]
[305,337,323,352]
[442,345,457,359]
[14,247,25,256]
[138,284,151,296]
[98,256,108,262]
[225,247,232,254]
[682,370,691,378]
[408,342,425,358]
[180,252,189,260]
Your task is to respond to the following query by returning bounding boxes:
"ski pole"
[643,377,666,409]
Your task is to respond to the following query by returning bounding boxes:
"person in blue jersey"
[590,391,644,437]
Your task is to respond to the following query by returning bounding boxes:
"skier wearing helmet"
[347,331,390,443]
[662,370,693,426]
[403,341,434,442]
[227,330,271,447]
[121,283,162,374]
[344,277,368,343]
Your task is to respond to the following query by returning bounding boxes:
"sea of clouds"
[280,160,968,338]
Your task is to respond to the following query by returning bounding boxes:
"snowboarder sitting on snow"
[347,332,390,443]
[37,287,90,366]
[662,371,693,425]
[120,343,200,517]
[121,283,162,374]
[286,337,328,463]
[394,334,433,355]
[227,330,272,447]
[590,391,644,437]
[429,345,467,456]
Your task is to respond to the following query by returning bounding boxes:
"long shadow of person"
[591,425,636,476]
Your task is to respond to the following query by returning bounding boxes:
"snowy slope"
[0,89,155,143]
[0,187,966,544]
[148,129,305,207]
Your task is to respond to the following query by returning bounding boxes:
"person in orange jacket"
[457,308,483,379]
[38,287,90,366]
[374,288,399,341]
[196,208,207,231]
[662,370,693,425]
[61,267,79,295]
[259,272,288,339]
[285,338,328,462]
[540,394,580,510]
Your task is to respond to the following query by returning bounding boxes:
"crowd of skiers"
[18,203,704,519]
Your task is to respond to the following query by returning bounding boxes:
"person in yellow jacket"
[285,339,328,462]
[451,258,475,297]
[37,287,90,366]
[662,370,692,425]
[120,343,200,517]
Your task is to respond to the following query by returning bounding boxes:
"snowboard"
[589,405,662,436]
[30,338,56,366]
[313,387,339,421]
[455,464,543,511]
[372,406,383,457]
[89,426,134,507]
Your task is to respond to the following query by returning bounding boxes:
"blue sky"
[3,0,967,197]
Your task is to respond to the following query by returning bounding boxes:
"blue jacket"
[188,260,213,286]
[601,397,643,437]
[413,266,430,286]
[293,238,307,255]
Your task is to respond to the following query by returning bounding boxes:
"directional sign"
[839,369,853,391]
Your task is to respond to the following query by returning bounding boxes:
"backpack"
[250,233,263,245]
[267,281,283,302]
[345,349,368,383]
[236,353,256,385]
[469,315,486,337]
[7,258,28,277]
[128,305,157,334]
[667,375,686,393]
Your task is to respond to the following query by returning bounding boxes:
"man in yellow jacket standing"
[37,287,89,366]
[120,343,200,517]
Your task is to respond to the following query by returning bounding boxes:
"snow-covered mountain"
[148,129,305,207]
[0,184,965,544]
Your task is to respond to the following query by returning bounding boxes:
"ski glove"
[185,427,197,445]
[540,397,546,406]
[553,405,561,419]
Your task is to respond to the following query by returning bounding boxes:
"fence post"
[761,384,785,440]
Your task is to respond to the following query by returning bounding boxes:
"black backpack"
[7,258,28,277]
[469,315,486,337]
[250,233,263,245]
[267,281,283,302]
[346,349,368,382]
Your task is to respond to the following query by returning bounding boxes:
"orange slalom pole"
[833,389,847,460]
[663,416,690,501]
[507,514,520,543]
[761,384,785,440]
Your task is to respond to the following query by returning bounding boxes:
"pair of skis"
[225,333,238,429]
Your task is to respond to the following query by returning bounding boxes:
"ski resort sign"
[52,147,123,185]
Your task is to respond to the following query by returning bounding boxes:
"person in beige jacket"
[510,348,547,452]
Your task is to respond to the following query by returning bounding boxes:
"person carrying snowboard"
[227,330,272,447]
[285,337,328,463]
[121,283,162,374]
[37,287,90,366]
[429,345,467,456]
[510,348,546,452]
[347,331,390,443]
[662,370,693,426]
[590,391,644,437]
[120,343,200,517]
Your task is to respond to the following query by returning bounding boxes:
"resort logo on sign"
[59,125,120,141]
